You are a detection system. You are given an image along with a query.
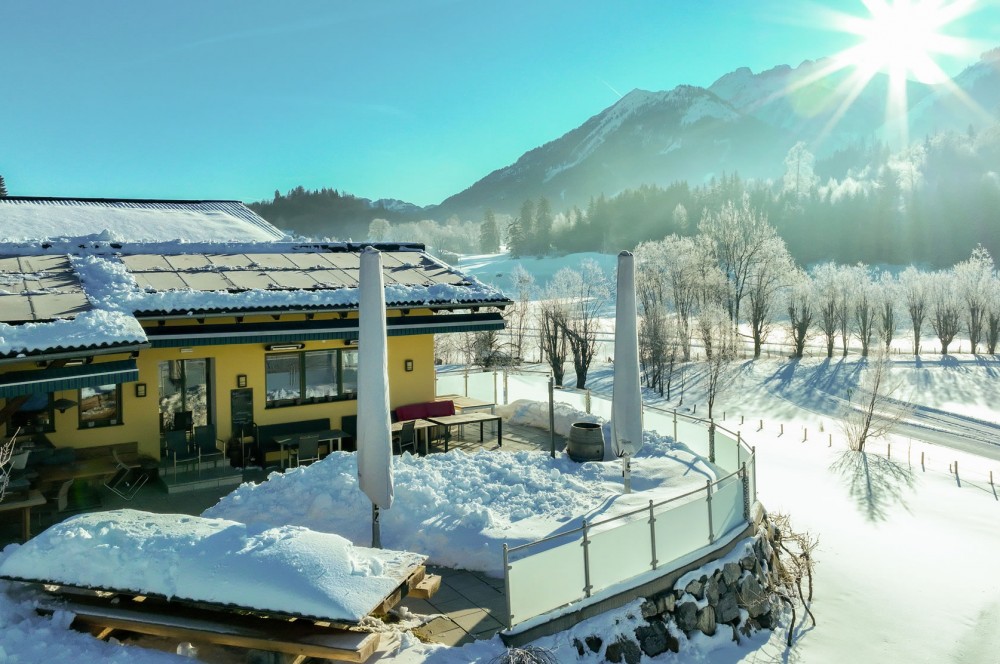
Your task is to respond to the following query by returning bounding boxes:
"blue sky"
[2,1,998,206]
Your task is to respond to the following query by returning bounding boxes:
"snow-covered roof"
[0,197,286,243]
[0,248,508,359]
[0,509,425,623]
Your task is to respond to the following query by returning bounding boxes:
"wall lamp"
[404,359,414,372]
[53,398,78,413]
[266,343,305,351]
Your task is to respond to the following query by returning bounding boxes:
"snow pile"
[0,510,425,622]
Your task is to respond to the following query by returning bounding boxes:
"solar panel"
[0,255,93,323]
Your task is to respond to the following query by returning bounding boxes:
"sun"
[778,0,984,148]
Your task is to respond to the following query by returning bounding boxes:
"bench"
[35,442,153,493]
[394,399,455,422]
[255,418,331,466]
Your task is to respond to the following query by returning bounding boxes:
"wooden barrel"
[568,422,605,462]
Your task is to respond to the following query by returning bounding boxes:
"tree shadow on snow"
[829,450,915,523]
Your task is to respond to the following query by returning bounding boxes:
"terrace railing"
[435,367,758,630]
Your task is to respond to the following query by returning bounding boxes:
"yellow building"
[0,197,509,489]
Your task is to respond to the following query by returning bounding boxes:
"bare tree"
[0,427,19,503]
[546,261,609,389]
[954,245,994,354]
[841,350,910,452]
[786,269,814,358]
[986,277,1000,355]
[538,299,568,386]
[812,262,840,358]
[768,512,818,647]
[699,196,780,327]
[505,264,535,362]
[929,271,961,354]
[875,270,898,351]
[700,305,739,419]
[745,236,794,358]
[899,265,928,355]
[850,264,876,357]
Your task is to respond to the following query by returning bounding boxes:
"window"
[79,383,122,428]
[158,359,212,432]
[10,393,55,433]
[265,349,358,408]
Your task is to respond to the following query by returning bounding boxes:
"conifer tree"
[0,175,7,197]
[479,209,500,253]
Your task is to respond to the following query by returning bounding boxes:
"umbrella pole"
[622,453,632,494]
[372,503,381,548]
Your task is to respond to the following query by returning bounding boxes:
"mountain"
[432,50,1000,219]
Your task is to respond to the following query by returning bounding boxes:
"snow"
[0,201,285,243]
[0,510,425,623]
[2,251,1000,663]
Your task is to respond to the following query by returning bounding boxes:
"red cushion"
[426,400,455,417]
[395,404,427,421]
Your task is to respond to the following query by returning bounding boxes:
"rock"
[675,601,699,632]
[741,554,756,571]
[696,606,717,636]
[635,621,678,656]
[585,635,603,653]
[572,638,585,656]
[640,599,658,619]
[722,562,742,585]
[757,610,774,629]
[659,593,676,613]
[705,575,721,605]
[605,636,642,664]
[685,578,704,599]
[738,575,770,618]
[716,592,740,624]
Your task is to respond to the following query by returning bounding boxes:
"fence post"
[503,543,514,629]
[706,480,715,544]
[463,367,469,397]
[582,520,593,598]
[648,500,658,570]
[741,462,751,521]
[740,415,744,425]
[803,428,807,442]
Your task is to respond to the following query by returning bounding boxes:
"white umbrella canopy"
[357,248,394,515]
[611,250,643,461]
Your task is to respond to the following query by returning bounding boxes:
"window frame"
[78,383,123,429]
[264,349,358,409]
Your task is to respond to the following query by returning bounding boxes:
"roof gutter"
[0,342,150,367]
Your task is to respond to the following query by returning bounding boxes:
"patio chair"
[292,433,320,467]
[164,429,198,478]
[193,424,226,470]
[393,420,417,455]
[104,449,148,500]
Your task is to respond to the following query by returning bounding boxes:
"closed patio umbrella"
[611,250,643,493]
[357,247,394,547]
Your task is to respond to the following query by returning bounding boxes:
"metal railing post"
[503,544,515,630]
[750,447,757,502]
[706,479,715,544]
[582,520,593,598]
[548,375,556,459]
[585,389,592,414]
[648,500,658,570]
[493,369,498,407]
[503,370,509,405]
[708,419,716,463]
[673,409,678,443]
[741,462,751,521]
[463,367,469,397]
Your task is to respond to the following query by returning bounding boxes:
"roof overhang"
[143,312,505,348]
[0,359,138,398]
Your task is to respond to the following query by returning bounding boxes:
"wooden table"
[435,394,496,414]
[426,413,503,451]
[275,429,347,469]
[392,418,437,456]
[0,490,46,541]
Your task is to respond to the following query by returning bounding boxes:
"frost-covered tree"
[505,264,535,362]
[672,203,688,231]
[786,270,814,358]
[954,245,994,354]
[929,271,961,354]
[745,236,794,358]
[782,142,819,202]
[699,196,779,327]
[841,350,910,452]
[899,266,928,355]
[985,277,1000,355]
[699,304,739,419]
[0,175,7,198]
[551,261,609,389]
[367,218,391,241]
[538,293,568,387]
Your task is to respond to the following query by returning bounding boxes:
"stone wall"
[570,524,777,663]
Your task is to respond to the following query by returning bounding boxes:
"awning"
[0,359,138,398]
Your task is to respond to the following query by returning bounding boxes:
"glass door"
[158,359,212,432]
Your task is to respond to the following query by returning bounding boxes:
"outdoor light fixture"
[404,359,413,372]
[135,383,147,398]
[265,343,305,351]
[345,339,359,347]
[237,374,248,388]
[62,358,89,367]
[179,347,194,354]
[53,398,78,413]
